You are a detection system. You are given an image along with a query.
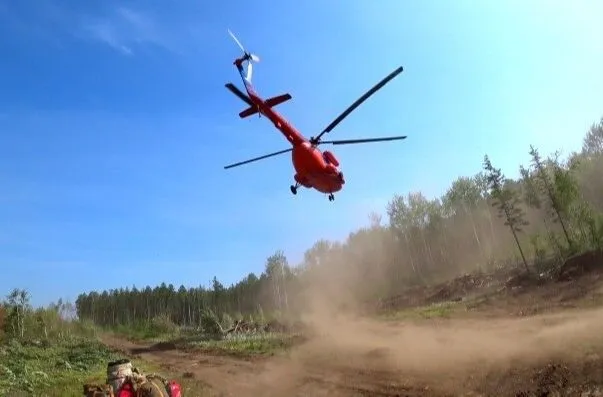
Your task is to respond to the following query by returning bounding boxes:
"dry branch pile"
[223,319,294,336]
[426,273,498,304]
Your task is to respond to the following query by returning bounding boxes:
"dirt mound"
[426,272,500,303]
[374,269,511,312]
[375,250,603,317]
[514,363,575,397]
[504,271,545,290]
[482,358,603,397]
[522,363,572,396]
[557,250,603,282]
[374,285,429,312]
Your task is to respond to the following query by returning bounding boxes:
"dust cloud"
[238,275,603,396]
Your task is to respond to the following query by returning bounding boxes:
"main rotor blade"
[314,66,404,142]
[224,148,293,169]
[225,83,253,106]
[318,135,407,145]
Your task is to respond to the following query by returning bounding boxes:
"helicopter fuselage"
[291,142,344,194]
[248,86,345,194]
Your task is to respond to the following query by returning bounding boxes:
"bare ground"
[101,253,603,396]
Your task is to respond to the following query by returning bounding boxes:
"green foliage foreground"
[0,336,116,396]
[0,290,212,396]
[0,290,118,396]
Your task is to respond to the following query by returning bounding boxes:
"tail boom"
[225,82,305,146]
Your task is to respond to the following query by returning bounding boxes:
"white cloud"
[2,1,210,57]
[76,6,193,56]
[78,7,167,55]
[81,20,133,55]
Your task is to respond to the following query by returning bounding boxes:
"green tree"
[582,117,603,156]
[444,177,484,258]
[483,155,530,273]
[387,194,419,278]
[265,251,290,312]
[4,288,31,339]
[529,145,575,252]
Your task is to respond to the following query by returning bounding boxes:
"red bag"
[168,380,182,397]
[117,382,135,397]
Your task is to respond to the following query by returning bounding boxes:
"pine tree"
[529,145,575,253]
[483,155,530,273]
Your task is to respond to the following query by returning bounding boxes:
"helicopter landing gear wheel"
[328,193,335,201]
[290,184,298,195]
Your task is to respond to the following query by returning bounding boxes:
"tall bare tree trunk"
[468,210,483,256]
[421,229,434,269]
[280,265,289,313]
[403,232,418,276]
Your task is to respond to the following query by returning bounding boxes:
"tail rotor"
[228,29,260,63]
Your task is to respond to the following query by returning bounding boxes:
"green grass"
[110,323,179,343]
[0,336,119,397]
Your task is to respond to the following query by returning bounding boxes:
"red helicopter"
[223,30,407,201]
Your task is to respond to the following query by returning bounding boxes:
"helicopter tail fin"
[238,93,292,119]
[239,106,260,118]
[265,93,292,108]
[225,83,292,119]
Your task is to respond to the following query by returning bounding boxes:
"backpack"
[117,370,182,397]
[83,383,114,397]
[133,373,181,397]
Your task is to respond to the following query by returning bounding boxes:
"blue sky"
[1,0,602,307]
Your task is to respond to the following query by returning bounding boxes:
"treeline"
[74,261,296,329]
[74,118,603,328]
[0,288,87,341]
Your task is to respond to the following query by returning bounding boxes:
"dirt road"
[101,255,603,396]
[102,306,603,396]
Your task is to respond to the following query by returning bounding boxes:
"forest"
[62,117,603,330]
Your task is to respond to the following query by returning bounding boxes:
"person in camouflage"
[83,360,181,397]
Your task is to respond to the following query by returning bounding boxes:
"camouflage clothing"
[129,371,172,397]
[83,383,114,397]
